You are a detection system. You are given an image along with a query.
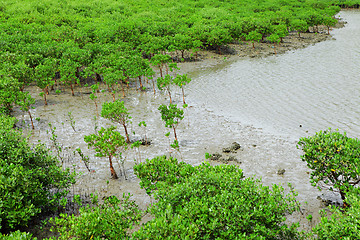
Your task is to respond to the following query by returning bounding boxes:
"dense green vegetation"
[0,115,75,232]
[0,0,347,118]
[1,0,360,238]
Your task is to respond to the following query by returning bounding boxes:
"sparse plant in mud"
[173,74,192,104]
[90,83,100,116]
[158,104,184,143]
[75,148,91,172]
[101,100,132,143]
[48,123,64,164]
[297,129,360,202]
[47,194,142,240]
[17,90,35,130]
[84,126,127,179]
[145,68,156,95]
[131,140,142,164]
[157,74,174,104]
[67,111,76,132]
[138,121,148,144]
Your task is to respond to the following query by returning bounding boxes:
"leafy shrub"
[1,230,35,240]
[133,156,303,239]
[133,155,196,195]
[47,194,142,240]
[0,116,76,231]
[311,188,360,239]
[297,129,360,200]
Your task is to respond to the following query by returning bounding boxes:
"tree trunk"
[167,89,172,104]
[123,124,130,143]
[44,89,48,105]
[70,84,75,96]
[28,110,34,130]
[173,126,178,142]
[151,78,156,95]
[181,87,186,104]
[108,156,118,179]
[121,81,125,98]
[273,43,277,55]
[138,76,143,89]
[159,66,163,78]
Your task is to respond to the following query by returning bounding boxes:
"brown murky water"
[14,10,360,233]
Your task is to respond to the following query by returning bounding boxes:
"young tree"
[290,19,309,38]
[35,58,56,105]
[89,83,99,116]
[17,90,35,129]
[101,100,132,143]
[267,33,281,55]
[246,30,262,49]
[157,74,174,104]
[158,104,184,142]
[150,54,172,78]
[173,74,191,104]
[273,24,289,44]
[322,15,337,35]
[297,129,360,201]
[84,126,127,179]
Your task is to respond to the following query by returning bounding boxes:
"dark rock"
[141,139,152,146]
[222,142,241,153]
[222,147,231,153]
[231,142,241,151]
[225,156,237,162]
[210,153,222,161]
[277,169,286,175]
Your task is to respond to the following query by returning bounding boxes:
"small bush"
[297,129,360,200]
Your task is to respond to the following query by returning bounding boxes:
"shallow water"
[188,10,360,140]
[16,10,360,232]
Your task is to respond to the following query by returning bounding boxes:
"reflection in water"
[188,11,360,140]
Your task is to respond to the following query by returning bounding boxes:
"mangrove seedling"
[138,121,148,144]
[90,83,100,116]
[84,126,127,179]
[158,104,184,142]
[75,148,91,172]
[67,111,76,132]
[173,74,192,104]
[157,74,174,104]
[131,140,142,164]
[101,100,132,143]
